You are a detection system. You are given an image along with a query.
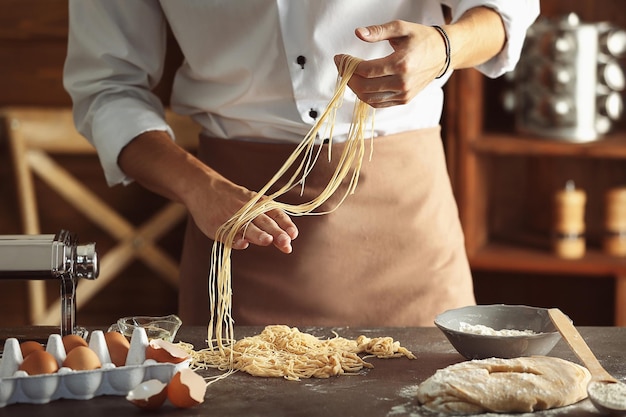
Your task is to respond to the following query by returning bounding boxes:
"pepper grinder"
[603,186,626,256]
[553,180,586,259]
[0,230,99,335]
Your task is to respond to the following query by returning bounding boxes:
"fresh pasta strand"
[181,325,416,383]
[207,55,375,365]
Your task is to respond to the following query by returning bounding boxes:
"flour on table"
[459,322,539,337]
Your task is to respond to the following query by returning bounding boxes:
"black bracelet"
[432,25,451,79]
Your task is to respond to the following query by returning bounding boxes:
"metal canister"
[505,13,626,142]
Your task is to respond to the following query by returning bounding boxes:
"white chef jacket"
[63,0,539,186]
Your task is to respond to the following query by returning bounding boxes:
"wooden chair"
[3,107,200,326]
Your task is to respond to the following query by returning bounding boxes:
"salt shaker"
[553,180,586,259]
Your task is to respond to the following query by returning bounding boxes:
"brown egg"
[62,346,102,371]
[19,350,59,375]
[62,334,88,353]
[167,368,206,408]
[104,331,130,367]
[20,340,45,358]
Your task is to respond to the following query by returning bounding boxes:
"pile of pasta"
[180,325,416,381]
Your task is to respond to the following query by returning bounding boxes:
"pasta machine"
[0,230,99,336]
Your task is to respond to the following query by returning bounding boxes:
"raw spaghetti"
[208,55,375,354]
[180,325,416,381]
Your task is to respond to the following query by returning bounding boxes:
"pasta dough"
[416,356,591,414]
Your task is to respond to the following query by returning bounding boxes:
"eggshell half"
[145,339,189,364]
[166,368,206,408]
[126,379,168,410]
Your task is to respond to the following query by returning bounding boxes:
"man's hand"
[335,20,446,108]
[118,130,298,253]
[334,7,506,108]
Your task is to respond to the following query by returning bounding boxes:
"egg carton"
[0,327,189,407]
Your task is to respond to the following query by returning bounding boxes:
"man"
[64,1,540,326]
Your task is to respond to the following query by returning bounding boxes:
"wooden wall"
[0,0,184,327]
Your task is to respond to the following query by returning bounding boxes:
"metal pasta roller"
[0,230,99,336]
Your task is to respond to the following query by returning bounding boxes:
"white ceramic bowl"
[435,304,563,360]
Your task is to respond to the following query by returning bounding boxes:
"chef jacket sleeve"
[443,0,540,78]
[63,0,175,186]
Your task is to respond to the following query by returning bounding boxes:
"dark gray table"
[0,326,624,416]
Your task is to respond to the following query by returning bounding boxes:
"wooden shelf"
[444,1,626,325]
[469,242,626,277]
[472,131,626,159]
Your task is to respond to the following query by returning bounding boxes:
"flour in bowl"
[459,322,539,336]
[588,381,626,410]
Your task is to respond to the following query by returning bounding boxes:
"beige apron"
[178,127,475,327]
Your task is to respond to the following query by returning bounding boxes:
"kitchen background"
[0,1,624,328]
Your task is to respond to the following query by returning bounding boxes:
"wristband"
[432,25,451,79]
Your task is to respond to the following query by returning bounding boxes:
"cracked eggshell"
[167,368,206,409]
[126,379,168,410]
[145,339,190,364]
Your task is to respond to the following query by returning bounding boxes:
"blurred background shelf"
[473,132,626,158]
[444,0,626,326]
[471,242,626,276]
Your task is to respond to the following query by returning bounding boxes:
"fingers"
[266,209,299,240]
[231,237,250,250]
[333,57,413,107]
[333,23,413,107]
[334,20,437,108]
[335,21,413,80]
[232,209,298,254]
[355,20,409,44]
[361,94,408,108]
